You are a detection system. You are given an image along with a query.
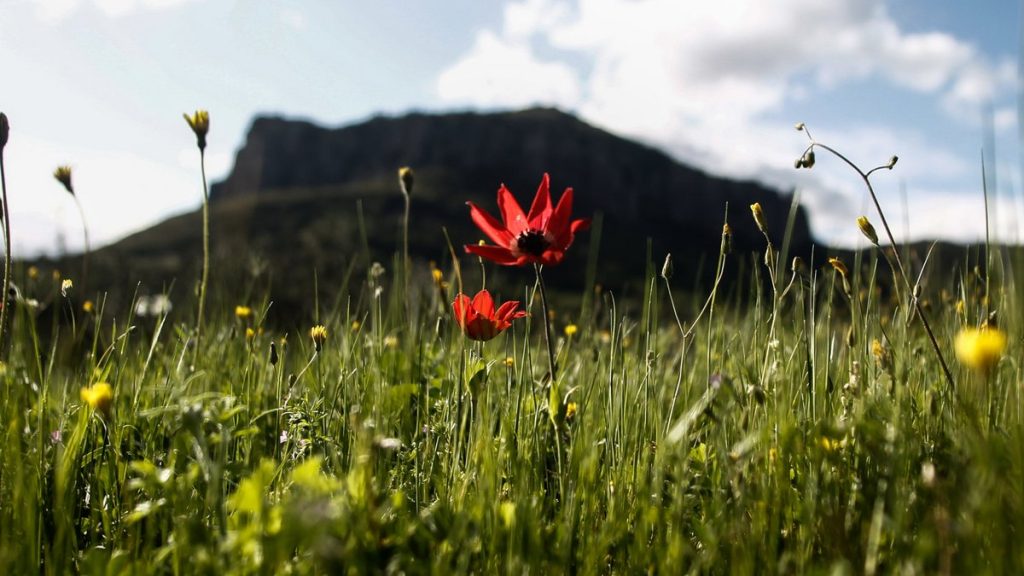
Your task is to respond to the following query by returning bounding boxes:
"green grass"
[1,242,1022,575]
[2,209,1024,574]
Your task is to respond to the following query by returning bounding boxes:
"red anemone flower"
[465,173,590,267]
[452,290,528,341]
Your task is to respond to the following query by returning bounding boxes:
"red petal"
[497,184,528,235]
[539,248,566,267]
[465,244,524,266]
[526,173,553,229]
[494,300,521,323]
[546,187,574,243]
[570,217,591,233]
[471,289,495,318]
[452,294,472,329]
[468,202,513,246]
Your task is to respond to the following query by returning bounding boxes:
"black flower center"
[515,229,549,257]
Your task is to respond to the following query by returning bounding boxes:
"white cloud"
[436,29,581,109]
[33,0,200,21]
[280,7,306,31]
[436,0,1018,245]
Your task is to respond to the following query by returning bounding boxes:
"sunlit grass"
[0,118,1021,574]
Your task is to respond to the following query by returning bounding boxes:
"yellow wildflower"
[504,356,515,367]
[245,327,256,341]
[80,382,113,416]
[235,305,252,320]
[82,300,94,313]
[27,266,38,280]
[351,320,361,331]
[564,324,578,337]
[183,110,210,150]
[565,402,578,421]
[955,327,1007,374]
[60,279,73,297]
[383,335,399,349]
[310,324,328,352]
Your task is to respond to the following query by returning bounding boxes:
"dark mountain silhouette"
[71,107,817,315]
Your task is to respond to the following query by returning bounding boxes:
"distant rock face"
[215,108,810,259]
[95,107,814,314]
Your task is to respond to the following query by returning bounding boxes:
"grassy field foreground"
[0,118,1023,574]
[0,232,1022,574]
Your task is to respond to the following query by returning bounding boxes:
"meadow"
[0,112,1021,575]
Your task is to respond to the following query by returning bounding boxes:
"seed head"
[53,166,74,195]
[660,253,673,280]
[0,113,8,151]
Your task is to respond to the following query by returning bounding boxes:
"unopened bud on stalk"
[661,253,673,280]
[0,113,8,150]
[722,223,733,254]
[857,216,878,245]
[269,341,279,365]
[801,150,815,168]
[791,256,804,273]
[183,110,209,151]
[398,166,414,196]
[750,203,768,235]
[886,155,898,169]
[827,257,848,278]
[794,122,805,132]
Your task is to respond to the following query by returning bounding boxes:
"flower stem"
[534,263,557,382]
[0,147,11,359]
[73,193,90,294]
[808,140,955,393]
[194,148,210,367]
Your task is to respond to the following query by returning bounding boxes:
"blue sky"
[0,0,1019,255]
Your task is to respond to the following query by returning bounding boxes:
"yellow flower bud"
[750,203,768,234]
[857,216,879,245]
[398,166,414,196]
[183,110,210,151]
